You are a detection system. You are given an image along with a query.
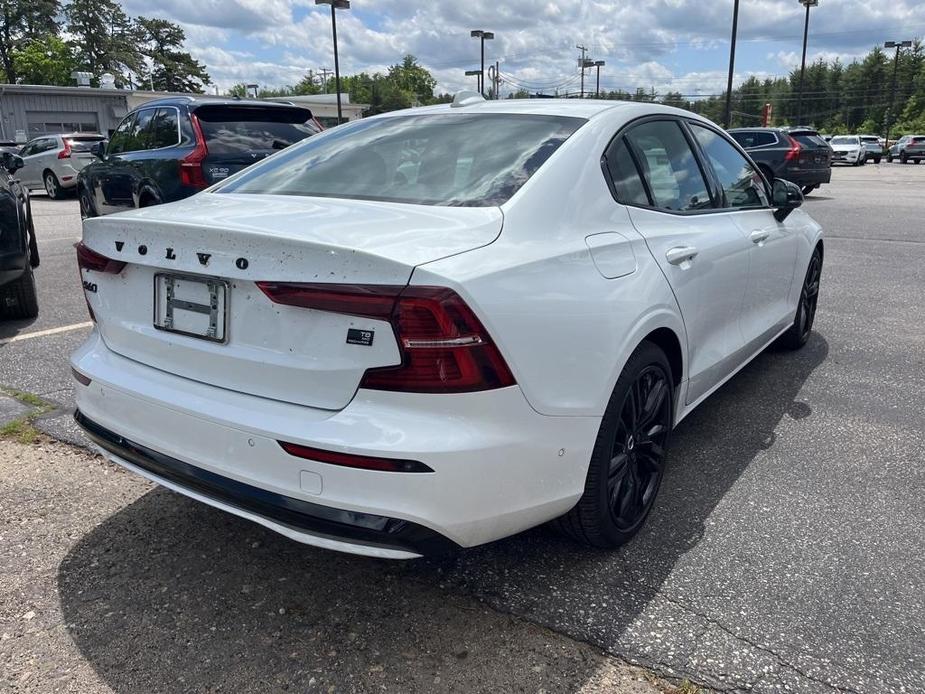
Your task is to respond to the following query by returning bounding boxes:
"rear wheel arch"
[642,327,683,389]
[138,186,161,208]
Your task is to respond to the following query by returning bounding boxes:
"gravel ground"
[0,437,676,694]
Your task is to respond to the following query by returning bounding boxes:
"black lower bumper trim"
[74,410,459,557]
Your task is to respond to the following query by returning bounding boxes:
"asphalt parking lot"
[2,163,924,693]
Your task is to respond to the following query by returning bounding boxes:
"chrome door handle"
[665,246,699,265]
[749,229,771,244]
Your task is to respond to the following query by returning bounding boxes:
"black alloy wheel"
[557,341,673,548]
[778,247,822,350]
[607,365,671,532]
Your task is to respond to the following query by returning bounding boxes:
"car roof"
[368,97,711,124]
[133,95,309,112]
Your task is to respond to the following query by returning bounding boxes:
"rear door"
[192,105,320,185]
[19,138,55,188]
[615,118,751,404]
[99,110,155,214]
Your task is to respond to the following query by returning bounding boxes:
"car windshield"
[830,136,859,145]
[216,113,586,207]
[195,105,320,154]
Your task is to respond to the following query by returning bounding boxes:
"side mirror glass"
[3,152,24,174]
[772,178,803,222]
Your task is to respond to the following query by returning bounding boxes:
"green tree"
[135,16,209,92]
[65,0,144,86]
[0,0,60,82]
[12,34,76,85]
[386,54,436,104]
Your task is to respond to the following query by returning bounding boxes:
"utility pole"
[723,0,740,128]
[576,44,588,98]
[884,40,913,149]
[796,0,819,126]
[317,67,332,93]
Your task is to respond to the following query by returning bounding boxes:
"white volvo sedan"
[71,95,823,559]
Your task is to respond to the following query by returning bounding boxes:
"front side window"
[218,113,586,207]
[125,109,156,152]
[690,123,768,209]
[623,120,711,212]
[107,114,137,155]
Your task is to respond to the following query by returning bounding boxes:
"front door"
[618,118,751,404]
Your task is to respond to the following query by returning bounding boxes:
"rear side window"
[690,124,768,209]
[604,137,649,206]
[623,120,711,212]
[149,108,180,148]
[218,113,586,207]
[195,106,319,154]
[730,131,776,148]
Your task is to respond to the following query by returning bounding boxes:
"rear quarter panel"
[414,111,688,418]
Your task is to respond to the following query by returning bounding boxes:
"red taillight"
[784,135,801,161]
[179,113,209,189]
[75,241,126,274]
[58,141,72,159]
[278,441,433,473]
[256,282,516,393]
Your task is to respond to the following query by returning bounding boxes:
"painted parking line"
[0,321,92,346]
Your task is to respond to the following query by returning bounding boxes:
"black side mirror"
[90,141,107,158]
[772,178,803,222]
[2,152,24,174]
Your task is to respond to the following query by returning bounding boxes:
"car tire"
[887,155,893,163]
[900,152,908,164]
[801,185,816,195]
[776,247,822,351]
[43,171,64,200]
[0,265,39,320]
[874,156,882,164]
[758,165,774,185]
[556,341,673,548]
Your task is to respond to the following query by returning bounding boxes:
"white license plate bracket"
[153,273,228,343]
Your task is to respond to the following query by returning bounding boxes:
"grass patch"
[0,387,54,444]
[0,417,42,444]
[664,680,707,694]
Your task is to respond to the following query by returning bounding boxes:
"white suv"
[17,133,107,199]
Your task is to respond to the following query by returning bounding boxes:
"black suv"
[78,97,321,218]
[728,127,832,195]
[0,152,39,320]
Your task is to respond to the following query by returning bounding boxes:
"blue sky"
[119,0,925,97]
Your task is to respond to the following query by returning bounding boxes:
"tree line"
[0,0,209,92]
[231,55,453,115]
[537,41,925,137]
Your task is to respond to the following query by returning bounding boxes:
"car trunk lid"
[80,193,502,411]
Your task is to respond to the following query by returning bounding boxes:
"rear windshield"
[790,132,829,148]
[216,113,586,207]
[66,135,105,152]
[860,136,879,143]
[195,106,320,154]
[830,136,859,145]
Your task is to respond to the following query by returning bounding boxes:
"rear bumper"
[70,330,599,557]
[781,167,831,186]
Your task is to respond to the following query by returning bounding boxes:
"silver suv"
[17,133,107,199]
[859,135,883,164]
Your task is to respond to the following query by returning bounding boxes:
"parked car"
[828,135,867,166]
[728,126,832,194]
[886,135,925,163]
[77,97,323,219]
[0,152,39,319]
[859,135,883,163]
[17,133,107,199]
[0,140,21,156]
[72,97,823,558]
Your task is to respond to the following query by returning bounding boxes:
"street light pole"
[884,40,913,149]
[723,0,740,129]
[464,69,481,92]
[470,30,495,97]
[316,0,350,124]
[796,0,819,126]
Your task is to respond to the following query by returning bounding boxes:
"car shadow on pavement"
[0,315,38,341]
[57,334,828,692]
